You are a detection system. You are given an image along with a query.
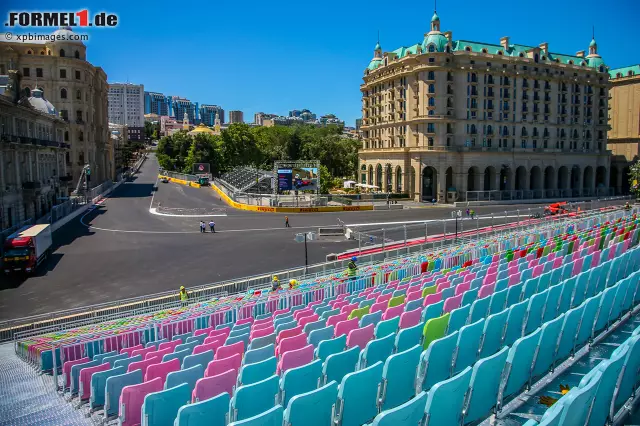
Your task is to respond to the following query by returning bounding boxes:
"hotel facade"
[359,12,611,202]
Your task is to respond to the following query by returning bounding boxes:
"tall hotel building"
[359,12,611,202]
[200,105,225,126]
[108,83,144,127]
[144,92,171,116]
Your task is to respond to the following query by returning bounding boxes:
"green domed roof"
[374,42,381,51]
[589,38,597,48]
[422,33,448,52]
[588,56,605,69]
[431,12,439,22]
[367,59,383,71]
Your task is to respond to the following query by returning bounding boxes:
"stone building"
[359,12,611,202]
[0,27,111,186]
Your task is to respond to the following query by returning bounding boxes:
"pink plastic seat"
[334,318,359,338]
[275,332,308,358]
[131,346,154,359]
[251,321,274,332]
[205,353,242,377]
[208,328,231,343]
[552,257,563,269]
[381,304,405,321]
[483,273,497,285]
[127,357,159,376]
[572,258,584,276]
[366,291,381,300]
[396,283,410,292]
[250,325,274,340]
[326,312,349,328]
[331,300,348,310]
[478,283,496,299]
[423,292,442,307]
[406,290,422,302]
[254,316,273,328]
[194,326,215,337]
[203,336,226,345]
[454,282,470,296]
[192,369,236,402]
[376,294,392,304]
[532,265,543,278]
[273,309,290,319]
[120,345,143,358]
[294,308,313,321]
[435,277,448,287]
[194,340,224,355]
[119,377,163,426]
[236,317,254,327]
[158,340,181,352]
[298,314,319,328]
[370,301,388,314]
[145,347,172,360]
[276,344,314,375]
[592,250,601,266]
[214,341,244,361]
[63,357,90,389]
[507,272,521,287]
[399,308,422,329]
[145,358,180,384]
[79,362,110,401]
[443,294,462,313]
[276,325,303,346]
[346,324,374,350]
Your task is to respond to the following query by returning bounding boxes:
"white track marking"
[148,207,227,218]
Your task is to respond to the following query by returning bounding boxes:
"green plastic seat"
[422,313,450,350]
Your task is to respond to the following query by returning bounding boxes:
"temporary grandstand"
[219,167,273,193]
[3,207,640,425]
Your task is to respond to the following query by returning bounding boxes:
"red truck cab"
[3,224,52,274]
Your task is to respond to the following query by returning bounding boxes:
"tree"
[221,123,260,168]
[144,121,155,140]
[184,134,224,176]
[629,160,640,198]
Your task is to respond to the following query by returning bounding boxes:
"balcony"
[22,181,42,195]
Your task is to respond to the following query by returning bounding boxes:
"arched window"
[541,55,546,61]
[78,131,84,141]
[481,48,488,53]
[23,87,31,97]
[497,51,503,55]
[521,127,527,136]
[428,71,435,80]
[573,129,578,138]
[428,97,435,106]
[76,90,81,100]
[428,137,434,146]
[581,62,586,67]
[465,46,471,52]
[519,53,524,57]
[534,54,539,62]
[60,49,65,57]
[487,125,493,135]
[428,84,435,94]
[40,50,45,55]
[470,124,477,134]
[26,49,33,55]
[74,50,80,59]
[599,66,604,73]
[628,71,634,77]
[616,73,622,78]
[503,126,508,136]
[47,49,51,55]
[555,58,560,63]
[64,131,69,141]
[428,44,436,53]
[60,88,67,99]
[568,60,573,65]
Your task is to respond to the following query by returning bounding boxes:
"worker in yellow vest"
[179,286,189,305]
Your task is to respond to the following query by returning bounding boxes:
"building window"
[64,131,69,141]
[428,71,435,80]
[36,68,43,77]
[60,109,68,120]
[428,58,435,63]
[428,137,434,147]
[427,123,435,133]
[428,44,436,53]
[74,50,80,59]
[60,88,67,99]
[75,70,81,79]
[60,69,66,78]
[428,97,435,107]
[76,90,81,100]
[428,84,435,94]
[78,131,84,141]
[23,67,30,77]
[60,49,65,57]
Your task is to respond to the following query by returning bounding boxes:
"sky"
[3,0,639,126]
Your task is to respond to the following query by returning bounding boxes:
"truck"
[2,224,52,274]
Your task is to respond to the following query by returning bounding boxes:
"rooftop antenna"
[592,25,595,39]
[434,0,437,12]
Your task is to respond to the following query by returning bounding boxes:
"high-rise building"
[200,105,225,126]
[359,11,610,202]
[0,26,112,185]
[170,97,198,124]
[254,112,276,126]
[229,110,244,123]
[356,118,363,130]
[144,91,171,116]
[108,83,144,127]
[607,65,639,195]
[289,109,316,121]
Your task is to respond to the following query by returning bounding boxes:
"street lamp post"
[451,209,462,242]
[295,231,316,274]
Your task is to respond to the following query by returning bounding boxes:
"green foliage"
[630,160,640,197]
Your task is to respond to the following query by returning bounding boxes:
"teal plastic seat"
[308,325,334,348]
[446,304,470,335]
[461,287,479,306]
[610,278,631,321]
[521,277,538,302]
[524,290,547,335]
[358,333,395,369]
[315,334,345,362]
[166,364,205,393]
[142,382,191,426]
[113,354,142,371]
[479,310,507,358]
[94,350,117,364]
[416,331,458,392]
[280,359,322,407]
[575,294,601,347]
[322,346,359,386]
[422,300,444,323]
[183,350,214,370]
[536,401,563,426]
[469,296,490,324]
[90,365,126,409]
[302,319,326,335]
[70,359,100,395]
[371,391,427,426]
[226,332,251,348]
[174,392,229,426]
[380,344,421,410]
[335,361,383,426]
[274,314,294,328]
[499,329,541,404]
[395,321,424,353]
[555,372,600,426]
[230,375,279,422]
[374,317,399,338]
[542,284,562,323]
[555,305,584,363]
[320,308,339,321]
[175,341,198,354]
[283,381,338,426]
[531,314,564,380]
[503,300,528,347]
[506,283,523,307]
[163,348,192,365]
[557,277,576,315]
[572,273,588,307]
[186,334,206,345]
[613,334,640,413]
[248,333,276,351]
[453,319,484,374]
[228,405,283,426]
[593,285,617,334]
[238,356,277,386]
[464,346,509,424]
[488,288,507,315]
[423,366,472,426]
[103,353,127,368]
[244,344,275,365]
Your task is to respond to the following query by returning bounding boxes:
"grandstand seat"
[276,325,303,346]
[280,359,322,407]
[283,381,338,426]
[244,344,274,365]
[119,377,163,426]
[524,290,547,335]
[416,331,458,392]
[371,391,428,426]
[499,329,541,405]
[163,348,192,365]
[230,375,279,422]
[121,345,143,357]
[334,318,359,338]
[503,300,528,346]
[277,344,313,375]
[166,364,205,395]
[145,358,180,385]
[464,346,509,424]
[422,313,449,349]
[104,369,144,418]
[248,333,276,351]
[159,340,181,352]
[452,318,484,374]
[142,382,190,426]
[395,321,424,353]
[469,296,490,324]
[380,344,421,410]
[346,323,374,350]
[613,334,640,413]
[375,317,399,339]
[183,350,214,371]
[326,312,349,328]
[90,365,126,409]
[399,308,421,329]
[303,319,326,335]
[175,341,198,354]
[334,361,383,426]
[63,357,90,390]
[360,311,382,329]
[228,405,283,426]
[446,304,471,335]
[423,366,472,425]
[215,341,244,360]
[322,346,359,386]
[308,325,334,348]
[79,362,110,401]
[227,333,251,348]
[94,350,117,364]
[489,288,508,315]
[103,353,128,367]
[555,305,584,363]
[175,391,229,426]
[479,310,507,358]
[555,372,600,426]
[70,359,100,394]
[358,333,395,369]
[276,333,307,358]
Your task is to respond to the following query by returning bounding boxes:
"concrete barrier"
[317,227,344,236]
[326,253,338,262]
[373,204,404,210]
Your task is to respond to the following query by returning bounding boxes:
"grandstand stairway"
[0,344,88,426]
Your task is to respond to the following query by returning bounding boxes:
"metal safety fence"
[465,187,616,202]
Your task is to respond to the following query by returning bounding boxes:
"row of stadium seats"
[24,211,638,425]
[219,167,272,192]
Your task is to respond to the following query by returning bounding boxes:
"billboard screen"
[274,160,320,193]
[193,163,210,174]
[277,169,293,191]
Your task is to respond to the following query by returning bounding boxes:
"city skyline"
[4,0,638,127]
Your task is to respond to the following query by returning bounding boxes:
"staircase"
[0,344,90,426]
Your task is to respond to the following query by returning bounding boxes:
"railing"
[213,178,330,208]
[464,189,620,202]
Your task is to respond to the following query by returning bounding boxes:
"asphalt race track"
[0,154,627,320]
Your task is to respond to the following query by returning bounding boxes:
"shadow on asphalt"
[108,183,156,199]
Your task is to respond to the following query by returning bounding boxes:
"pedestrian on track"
[285,216,290,228]
[200,221,206,233]
[209,220,216,233]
